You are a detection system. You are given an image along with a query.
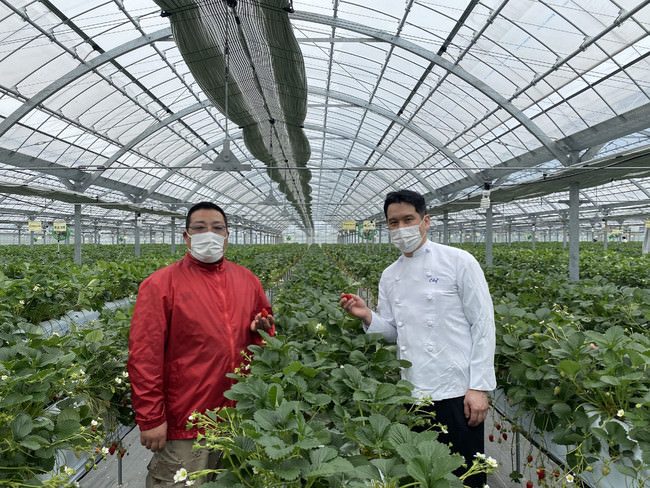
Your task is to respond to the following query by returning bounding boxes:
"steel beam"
[291,11,569,166]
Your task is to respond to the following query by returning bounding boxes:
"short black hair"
[384,190,426,218]
[185,202,228,230]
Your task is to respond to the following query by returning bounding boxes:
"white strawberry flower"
[174,468,188,482]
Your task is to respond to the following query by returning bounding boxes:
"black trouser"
[412,396,486,488]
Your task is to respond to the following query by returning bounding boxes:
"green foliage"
[8,240,648,485]
[0,243,307,323]
[0,243,306,486]
[325,242,650,485]
[0,308,132,486]
[190,245,485,487]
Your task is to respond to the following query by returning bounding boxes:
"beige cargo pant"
[146,439,222,487]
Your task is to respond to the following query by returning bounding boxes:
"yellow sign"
[363,220,376,231]
[646,220,650,228]
[342,221,356,230]
[28,221,41,232]
[53,221,67,232]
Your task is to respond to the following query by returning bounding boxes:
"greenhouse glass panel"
[338,1,400,32]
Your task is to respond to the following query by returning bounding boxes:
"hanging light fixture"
[480,183,491,209]
[203,3,250,172]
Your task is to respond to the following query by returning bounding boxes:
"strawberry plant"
[325,242,650,486]
[189,245,496,487]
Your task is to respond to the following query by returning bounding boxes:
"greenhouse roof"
[1,0,649,236]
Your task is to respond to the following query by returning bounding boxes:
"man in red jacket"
[128,202,274,487]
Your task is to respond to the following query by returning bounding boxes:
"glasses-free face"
[187,224,227,235]
[386,202,430,230]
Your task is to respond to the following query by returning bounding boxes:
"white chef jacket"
[366,239,496,401]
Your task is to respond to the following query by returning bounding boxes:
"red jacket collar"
[184,252,226,271]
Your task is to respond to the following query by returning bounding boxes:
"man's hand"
[464,389,489,427]
[140,421,167,452]
[251,311,275,332]
[339,293,372,325]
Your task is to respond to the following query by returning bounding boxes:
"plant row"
[191,245,496,487]
[0,244,307,487]
[0,244,306,324]
[0,308,133,487]
[323,243,650,487]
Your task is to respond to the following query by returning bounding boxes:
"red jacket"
[127,253,273,439]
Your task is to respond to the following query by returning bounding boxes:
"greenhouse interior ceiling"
[1,0,650,241]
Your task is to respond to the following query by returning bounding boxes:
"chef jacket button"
[397,321,404,328]
[426,344,434,352]
[426,320,433,327]
[426,294,433,300]
[395,299,400,305]
[400,345,407,352]
[425,248,431,253]
[426,271,432,277]
[395,276,401,282]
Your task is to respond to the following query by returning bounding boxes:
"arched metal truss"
[0,0,649,241]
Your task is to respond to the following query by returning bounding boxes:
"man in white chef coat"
[340,189,496,488]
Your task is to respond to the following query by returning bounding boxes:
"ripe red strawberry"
[553,470,560,478]
[495,423,501,431]
[488,434,494,442]
[527,454,533,463]
[502,432,508,440]
[537,468,545,480]
[118,447,126,458]
[261,309,269,318]
[526,482,533,488]
[109,442,118,455]
[342,293,352,300]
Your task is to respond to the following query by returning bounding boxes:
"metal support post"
[74,204,82,265]
[569,182,580,281]
[171,217,177,255]
[485,206,493,266]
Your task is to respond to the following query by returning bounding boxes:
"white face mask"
[389,223,424,254]
[189,232,226,263]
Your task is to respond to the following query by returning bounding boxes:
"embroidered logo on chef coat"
[425,270,439,284]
